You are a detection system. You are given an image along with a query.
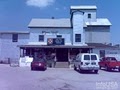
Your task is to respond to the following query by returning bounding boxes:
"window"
[84,55,90,60]
[88,14,91,18]
[39,35,44,42]
[91,55,97,60]
[75,34,81,42]
[100,50,105,58]
[56,35,62,38]
[12,34,18,42]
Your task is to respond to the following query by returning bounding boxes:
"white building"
[0,5,120,65]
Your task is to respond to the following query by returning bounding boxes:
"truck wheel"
[31,67,34,71]
[94,70,98,74]
[118,68,120,72]
[79,66,83,73]
[106,66,111,71]
[74,65,77,71]
[79,69,83,73]
[44,66,47,71]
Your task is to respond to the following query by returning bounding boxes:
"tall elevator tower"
[70,6,86,46]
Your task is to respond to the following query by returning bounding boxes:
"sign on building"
[47,38,65,45]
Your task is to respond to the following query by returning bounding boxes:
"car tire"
[118,68,120,72]
[94,70,98,74]
[79,69,83,73]
[44,67,47,71]
[74,65,77,71]
[31,67,34,71]
[105,66,111,71]
[100,66,102,69]
[79,66,83,73]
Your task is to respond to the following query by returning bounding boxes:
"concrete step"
[55,62,69,68]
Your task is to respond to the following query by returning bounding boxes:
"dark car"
[31,52,47,71]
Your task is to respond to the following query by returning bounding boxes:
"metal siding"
[93,48,120,58]
[85,27,110,44]
[29,28,72,45]
[0,33,29,61]
[83,10,97,22]
[72,12,86,46]
[28,19,71,28]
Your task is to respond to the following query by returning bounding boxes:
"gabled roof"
[28,18,71,28]
[85,18,112,26]
[70,6,97,10]
[28,18,111,28]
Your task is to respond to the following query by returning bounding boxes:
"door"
[56,48,68,62]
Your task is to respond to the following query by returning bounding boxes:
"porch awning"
[17,45,95,49]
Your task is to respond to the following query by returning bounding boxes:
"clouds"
[55,7,67,11]
[26,0,55,8]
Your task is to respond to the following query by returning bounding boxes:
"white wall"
[85,27,110,44]
[0,33,29,60]
[93,48,120,58]
[72,12,86,46]
[79,9,97,22]
[29,28,72,45]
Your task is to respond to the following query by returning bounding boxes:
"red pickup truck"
[99,57,120,71]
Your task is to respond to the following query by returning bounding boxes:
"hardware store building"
[0,5,120,64]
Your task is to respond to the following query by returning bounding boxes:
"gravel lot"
[0,64,120,90]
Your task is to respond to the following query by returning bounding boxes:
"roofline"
[70,6,97,10]
[0,31,29,34]
[87,25,111,27]
[18,45,95,49]
[28,25,110,28]
[87,43,120,49]
[70,8,97,11]
[94,46,120,49]
[28,26,72,28]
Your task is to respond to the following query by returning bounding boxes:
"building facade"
[0,5,119,63]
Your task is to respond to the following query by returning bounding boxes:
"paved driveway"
[0,64,120,90]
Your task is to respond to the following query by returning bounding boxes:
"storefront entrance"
[56,48,68,62]
[19,45,93,63]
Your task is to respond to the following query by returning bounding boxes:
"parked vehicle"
[74,53,100,73]
[31,52,47,71]
[99,57,120,71]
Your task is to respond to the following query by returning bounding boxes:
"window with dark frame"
[56,35,62,38]
[12,34,18,42]
[84,55,90,60]
[39,35,44,42]
[91,55,97,60]
[100,50,105,58]
[75,34,81,42]
[88,14,91,18]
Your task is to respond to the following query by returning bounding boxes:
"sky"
[0,0,120,44]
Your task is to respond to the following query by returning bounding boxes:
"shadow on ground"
[100,68,120,73]
[74,69,99,74]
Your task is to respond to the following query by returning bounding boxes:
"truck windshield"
[34,52,46,62]
[107,57,117,61]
